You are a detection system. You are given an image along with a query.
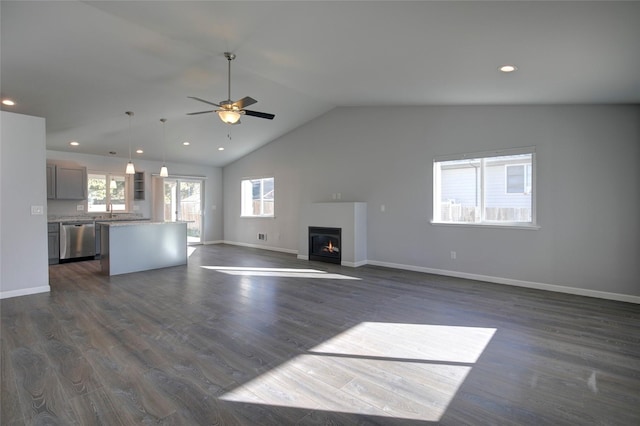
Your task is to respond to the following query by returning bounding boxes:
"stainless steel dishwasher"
[60,221,95,260]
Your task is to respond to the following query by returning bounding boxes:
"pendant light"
[159,118,169,177]
[125,111,135,175]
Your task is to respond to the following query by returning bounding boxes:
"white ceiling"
[2,1,639,168]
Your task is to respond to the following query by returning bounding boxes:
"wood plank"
[0,245,638,424]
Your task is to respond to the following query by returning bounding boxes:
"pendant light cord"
[126,111,134,161]
[161,118,166,163]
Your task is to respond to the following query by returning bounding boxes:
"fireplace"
[309,227,341,264]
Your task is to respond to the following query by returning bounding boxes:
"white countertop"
[99,221,187,227]
[49,216,149,223]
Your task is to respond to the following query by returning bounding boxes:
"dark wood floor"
[2,244,639,425]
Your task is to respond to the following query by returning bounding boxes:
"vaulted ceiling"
[2,1,639,167]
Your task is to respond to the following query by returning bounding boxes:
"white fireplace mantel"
[298,202,367,267]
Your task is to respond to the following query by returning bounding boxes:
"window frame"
[240,176,275,218]
[432,147,538,229]
[87,172,131,213]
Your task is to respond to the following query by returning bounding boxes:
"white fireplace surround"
[298,202,367,267]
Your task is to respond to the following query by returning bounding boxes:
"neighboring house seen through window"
[241,177,274,217]
[433,148,536,226]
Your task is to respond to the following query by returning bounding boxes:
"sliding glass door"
[164,178,203,245]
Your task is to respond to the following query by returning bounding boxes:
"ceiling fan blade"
[233,96,257,109]
[188,96,220,107]
[187,110,215,115]
[244,110,275,120]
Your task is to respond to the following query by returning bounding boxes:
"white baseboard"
[198,244,640,304]
[296,254,366,268]
[203,240,224,245]
[0,285,50,300]
[341,260,368,268]
[223,240,298,255]
[366,260,640,304]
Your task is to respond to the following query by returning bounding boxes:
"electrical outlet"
[76,204,84,211]
[30,205,44,215]
[451,251,457,260]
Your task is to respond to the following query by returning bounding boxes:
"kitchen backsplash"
[47,199,146,220]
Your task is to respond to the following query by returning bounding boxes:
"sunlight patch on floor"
[187,246,197,257]
[201,266,361,280]
[310,322,495,363]
[220,322,496,421]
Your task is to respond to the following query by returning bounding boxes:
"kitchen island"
[100,221,187,276]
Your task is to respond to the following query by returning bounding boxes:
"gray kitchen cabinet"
[48,164,87,200]
[95,222,101,258]
[133,171,145,200]
[46,163,56,199]
[48,223,59,264]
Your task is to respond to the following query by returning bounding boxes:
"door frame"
[164,177,204,245]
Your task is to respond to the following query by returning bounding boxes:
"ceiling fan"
[187,52,275,125]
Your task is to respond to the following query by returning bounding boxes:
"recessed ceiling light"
[218,147,225,151]
[183,141,190,146]
[69,141,79,146]
[136,149,143,154]
[499,64,518,73]
[2,99,16,106]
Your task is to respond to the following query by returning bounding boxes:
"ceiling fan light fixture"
[217,109,242,124]
[187,53,274,122]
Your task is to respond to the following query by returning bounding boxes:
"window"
[241,177,274,217]
[433,148,536,226]
[88,173,128,213]
[506,164,532,194]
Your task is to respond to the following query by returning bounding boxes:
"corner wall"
[223,105,640,301]
[1,111,49,298]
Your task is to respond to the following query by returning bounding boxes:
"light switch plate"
[30,205,44,215]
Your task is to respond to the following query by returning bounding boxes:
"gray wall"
[1,111,49,298]
[223,105,640,300]
[46,150,224,244]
